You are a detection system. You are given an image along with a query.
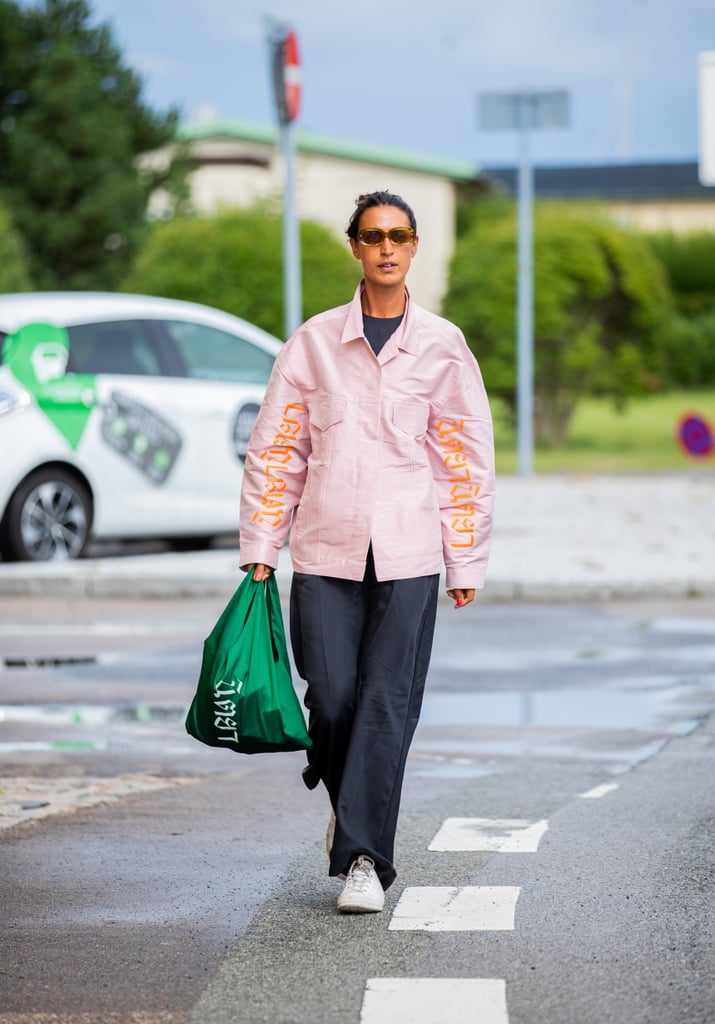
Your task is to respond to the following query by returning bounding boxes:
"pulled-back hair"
[346,190,417,240]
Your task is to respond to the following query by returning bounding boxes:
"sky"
[66,0,715,169]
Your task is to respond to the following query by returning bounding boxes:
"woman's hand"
[247,563,274,582]
[447,588,475,609]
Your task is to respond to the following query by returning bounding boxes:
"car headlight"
[0,385,31,417]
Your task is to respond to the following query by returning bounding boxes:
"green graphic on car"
[3,322,96,449]
[101,391,182,484]
[4,322,182,483]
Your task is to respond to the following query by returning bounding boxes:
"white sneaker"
[337,855,385,914]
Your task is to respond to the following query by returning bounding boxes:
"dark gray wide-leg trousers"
[289,548,439,890]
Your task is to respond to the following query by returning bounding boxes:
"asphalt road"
[1,595,714,1024]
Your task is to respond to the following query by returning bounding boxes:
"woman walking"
[239,190,495,912]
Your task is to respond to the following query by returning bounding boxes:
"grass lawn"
[493,390,715,474]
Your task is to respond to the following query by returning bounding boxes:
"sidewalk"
[0,474,713,602]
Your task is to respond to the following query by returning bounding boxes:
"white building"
[151,119,477,313]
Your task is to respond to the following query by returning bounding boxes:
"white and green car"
[0,293,282,561]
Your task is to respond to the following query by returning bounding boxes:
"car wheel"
[1,468,92,562]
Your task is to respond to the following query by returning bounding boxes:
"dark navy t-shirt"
[363,314,404,356]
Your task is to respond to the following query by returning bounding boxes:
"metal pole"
[281,120,302,338]
[516,97,534,477]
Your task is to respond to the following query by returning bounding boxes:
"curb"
[3,474,713,604]
[0,560,713,603]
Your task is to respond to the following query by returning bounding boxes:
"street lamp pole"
[516,96,534,477]
[478,88,570,477]
[267,21,302,339]
[280,117,301,338]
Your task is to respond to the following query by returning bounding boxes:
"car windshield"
[165,320,274,383]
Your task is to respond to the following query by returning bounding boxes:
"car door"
[152,317,277,532]
[63,315,276,539]
[66,317,216,536]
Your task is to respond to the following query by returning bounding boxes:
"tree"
[0,202,33,292]
[646,231,715,316]
[644,231,715,389]
[443,205,672,445]
[0,0,185,290]
[121,208,361,339]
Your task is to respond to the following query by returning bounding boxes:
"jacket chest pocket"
[393,400,429,440]
[309,396,346,464]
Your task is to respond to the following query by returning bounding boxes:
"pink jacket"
[238,283,495,590]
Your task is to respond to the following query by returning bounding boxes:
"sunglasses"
[357,227,415,246]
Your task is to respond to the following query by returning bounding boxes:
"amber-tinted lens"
[357,227,415,246]
[387,228,415,245]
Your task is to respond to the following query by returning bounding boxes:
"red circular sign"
[677,412,714,458]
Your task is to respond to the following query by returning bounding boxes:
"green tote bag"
[185,573,311,754]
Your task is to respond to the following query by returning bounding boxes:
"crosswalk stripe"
[389,886,520,932]
[428,816,548,852]
[360,978,508,1024]
[579,782,620,799]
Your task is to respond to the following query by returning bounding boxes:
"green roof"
[178,119,477,181]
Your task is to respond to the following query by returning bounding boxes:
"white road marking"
[579,783,620,799]
[0,704,115,725]
[429,817,548,853]
[0,741,105,754]
[389,886,520,932]
[0,622,191,636]
[360,978,508,1024]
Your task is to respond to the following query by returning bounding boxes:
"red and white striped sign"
[283,31,301,123]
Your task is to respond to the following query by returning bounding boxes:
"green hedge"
[122,207,360,338]
[645,232,715,387]
[0,203,33,293]
[646,232,715,315]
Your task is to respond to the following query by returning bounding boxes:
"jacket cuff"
[237,541,281,573]
[445,564,487,591]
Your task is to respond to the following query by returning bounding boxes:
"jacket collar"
[341,281,420,359]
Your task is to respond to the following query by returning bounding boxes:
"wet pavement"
[1,599,713,829]
[1,472,714,1022]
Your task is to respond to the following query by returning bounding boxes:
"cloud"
[85,0,708,162]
